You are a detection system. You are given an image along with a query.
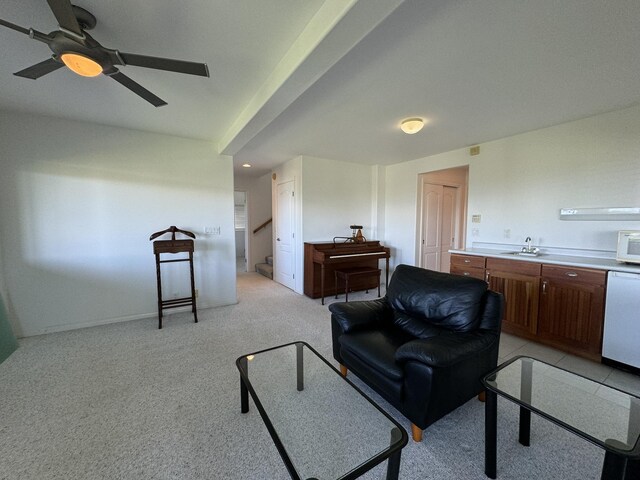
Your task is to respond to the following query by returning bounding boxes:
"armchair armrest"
[329,297,390,333]
[395,332,498,368]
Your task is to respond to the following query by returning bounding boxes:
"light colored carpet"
[0,273,604,479]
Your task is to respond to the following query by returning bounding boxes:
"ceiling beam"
[218,0,406,157]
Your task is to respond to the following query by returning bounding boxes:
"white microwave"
[616,230,640,264]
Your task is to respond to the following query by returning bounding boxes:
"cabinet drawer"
[450,254,486,269]
[486,257,541,276]
[450,265,486,280]
[541,265,606,285]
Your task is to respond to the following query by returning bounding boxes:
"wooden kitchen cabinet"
[449,254,607,361]
[485,257,541,337]
[450,254,486,280]
[537,265,606,360]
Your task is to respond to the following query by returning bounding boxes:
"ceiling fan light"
[60,53,102,77]
[400,117,424,134]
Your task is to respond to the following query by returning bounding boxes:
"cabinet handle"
[464,259,471,263]
[542,280,547,294]
[463,272,470,276]
[565,272,578,277]
[485,271,490,283]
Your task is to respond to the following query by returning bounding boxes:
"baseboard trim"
[18,301,233,337]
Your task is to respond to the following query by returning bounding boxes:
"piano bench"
[334,267,381,302]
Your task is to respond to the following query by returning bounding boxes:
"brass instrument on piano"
[304,240,390,304]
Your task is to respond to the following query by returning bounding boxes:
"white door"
[420,183,459,272]
[275,180,295,290]
[420,183,442,271]
[440,186,457,272]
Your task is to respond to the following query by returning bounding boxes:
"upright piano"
[304,240,390,303]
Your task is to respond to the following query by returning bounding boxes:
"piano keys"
[304,240,390,304]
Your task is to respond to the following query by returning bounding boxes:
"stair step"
[255,263,273,279]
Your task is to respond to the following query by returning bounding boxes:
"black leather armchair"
[329,264,503,442]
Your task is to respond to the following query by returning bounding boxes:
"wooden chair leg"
[411,423,423,442]
[339,364,348,377]
[478,391,486,402]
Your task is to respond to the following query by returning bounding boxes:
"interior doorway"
[234,190,248,273]
[417,166,468,272]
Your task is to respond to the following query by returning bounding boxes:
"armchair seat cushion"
[339,327,413,381]
[339,329,407,400]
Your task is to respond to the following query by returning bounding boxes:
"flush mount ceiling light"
[242,163,252,168]
[400,117,424,134]
[60,53,103,77]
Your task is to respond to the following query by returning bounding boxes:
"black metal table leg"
[519,407,531,446]
[386,427,403,480]
[602,451,627,480]
[239,356,249,413]
[321,264,325,305]
[296,342,304,392]
[485,389,497,479]
[519,358,533,446]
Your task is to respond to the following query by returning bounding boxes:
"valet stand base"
[153,238,198,329]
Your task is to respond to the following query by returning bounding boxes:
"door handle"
[277,238,281,241]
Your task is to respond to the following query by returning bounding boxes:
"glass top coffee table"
[236,341,408,480]
[482,356,640,480]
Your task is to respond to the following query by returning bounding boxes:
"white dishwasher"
[602,271,640,369]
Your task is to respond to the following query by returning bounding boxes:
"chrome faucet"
[525,236,532,252]
[521,236,539,254]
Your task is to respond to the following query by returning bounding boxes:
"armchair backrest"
[387,265,489,335]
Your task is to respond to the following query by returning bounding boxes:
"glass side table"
[482,356,640,479]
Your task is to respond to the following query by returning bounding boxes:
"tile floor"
[498,332,640,396]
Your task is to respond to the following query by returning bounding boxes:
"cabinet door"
[538,266,606,356]
[486,258,541,336]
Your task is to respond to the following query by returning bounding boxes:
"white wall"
[385,104,640,266]
[235,173,273,271]
[0,112,237,336]
[301,156,374,241]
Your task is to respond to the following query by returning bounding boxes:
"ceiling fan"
[0,0,209,107]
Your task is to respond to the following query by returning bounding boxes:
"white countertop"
[449,248,640,274]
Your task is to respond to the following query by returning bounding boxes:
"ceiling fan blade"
[118,52,209,77]
[0,18,30,35]
[46,0,82,36]
[14,58,64,79]
[107,71,167,107]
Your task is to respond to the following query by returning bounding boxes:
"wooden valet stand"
[149,226,198,329]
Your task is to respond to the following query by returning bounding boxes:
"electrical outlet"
[472,228,480,237]
[472,214,481,223]
[195,289,199,298]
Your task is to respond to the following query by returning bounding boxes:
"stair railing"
[253,218,272,234]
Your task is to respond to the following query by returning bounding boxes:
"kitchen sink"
[501,251,543,257]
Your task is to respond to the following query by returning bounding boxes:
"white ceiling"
[2,0,640,179]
